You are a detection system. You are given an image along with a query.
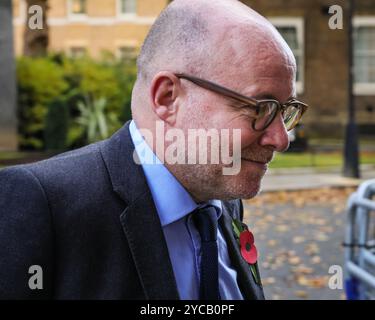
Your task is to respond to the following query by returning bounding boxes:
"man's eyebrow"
[251,93,297,101]
[252,93,278,100]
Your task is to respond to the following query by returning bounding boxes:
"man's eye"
[239,105,257,117]
[227,101,257,118]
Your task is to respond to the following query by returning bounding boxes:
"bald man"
[0,0,307,299]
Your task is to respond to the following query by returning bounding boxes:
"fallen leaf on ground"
[288,256,301,265]
[297,275,329,288]
[311,256,322,264]
[262,277,276,286]
[295,290,308,299]
[267,239,277,247]
[316,233,329,242]
[305,243,320,256]
[292,265,314,275]
[276,225,290,232]
[293,236,306,244]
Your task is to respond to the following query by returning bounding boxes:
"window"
[117,46,137,61]
[268,18,305,94]
[69,0,87,15]
[276,27,302,83]
[119,0,137,15]
[69,47,86,58]
[354,17,375,95]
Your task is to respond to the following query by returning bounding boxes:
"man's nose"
[258,113,290,152]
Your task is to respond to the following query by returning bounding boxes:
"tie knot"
[193,206,218,242]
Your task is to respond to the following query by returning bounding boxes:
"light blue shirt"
[129,120,243,300]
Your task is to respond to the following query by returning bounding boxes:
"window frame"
[353,16,375,96]
[67,0,88,21]
[117,45,138,61]
[68,46,87,58]
[116,0,137,19]
[267,17,305,95]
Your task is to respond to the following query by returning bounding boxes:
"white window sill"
[296,81,304,95]
[117,13,137,19]
[354,83,375,96]
[67,14,88,22]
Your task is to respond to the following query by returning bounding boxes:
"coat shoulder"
[0,166,54,298]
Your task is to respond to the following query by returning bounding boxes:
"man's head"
[132,0,299,202]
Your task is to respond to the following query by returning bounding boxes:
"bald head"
[136,0,295,85]
[136,0,210,82]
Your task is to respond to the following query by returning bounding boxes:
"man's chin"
[238,185,261,200]
[219,179,262,200]
[233,169,265,199]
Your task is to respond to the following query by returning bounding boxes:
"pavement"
[244,164,375,299]
[243,188,352,300]
[261,164,375,192]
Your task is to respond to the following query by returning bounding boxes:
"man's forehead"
[205,16,296,74]
[211,40,296,85]
[242,71,297,102]
[223,51,297,101]
[250,55,296,77]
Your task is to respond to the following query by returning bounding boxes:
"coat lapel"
[219,201,265,300]
[100,121,179,299]
[120,191,180,299]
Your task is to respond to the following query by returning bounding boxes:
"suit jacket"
[0,121,265,300]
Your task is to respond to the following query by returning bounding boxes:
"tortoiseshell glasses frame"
[175,73,308,131]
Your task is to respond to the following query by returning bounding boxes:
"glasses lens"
[254,101,278,130]
[283,104,302,131]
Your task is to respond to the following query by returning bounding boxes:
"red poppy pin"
[240,230,258,264]
[232,219,261,285]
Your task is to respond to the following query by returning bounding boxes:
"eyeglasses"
[175,73,308,131]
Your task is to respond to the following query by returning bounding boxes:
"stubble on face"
[166,117,275,202]
[169,148,271,202]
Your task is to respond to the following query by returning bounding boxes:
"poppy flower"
[239,230,258,264]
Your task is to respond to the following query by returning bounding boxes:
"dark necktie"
[193,205,220,300]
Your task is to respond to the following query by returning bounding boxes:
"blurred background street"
[244,187,353,300]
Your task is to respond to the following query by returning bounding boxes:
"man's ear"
[149,72,181,125]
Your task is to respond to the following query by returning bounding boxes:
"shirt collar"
[129,120,222,226]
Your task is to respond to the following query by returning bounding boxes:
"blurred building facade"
[12,0,375,138]
[13,0,169,59]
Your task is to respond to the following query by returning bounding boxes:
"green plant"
[62,56,136,144]
[63,56,123,114]
[16,54,137,150]
[17,56,68,150]
[76,96,120,144]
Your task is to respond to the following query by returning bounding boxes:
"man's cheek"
[240,128,258,149]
